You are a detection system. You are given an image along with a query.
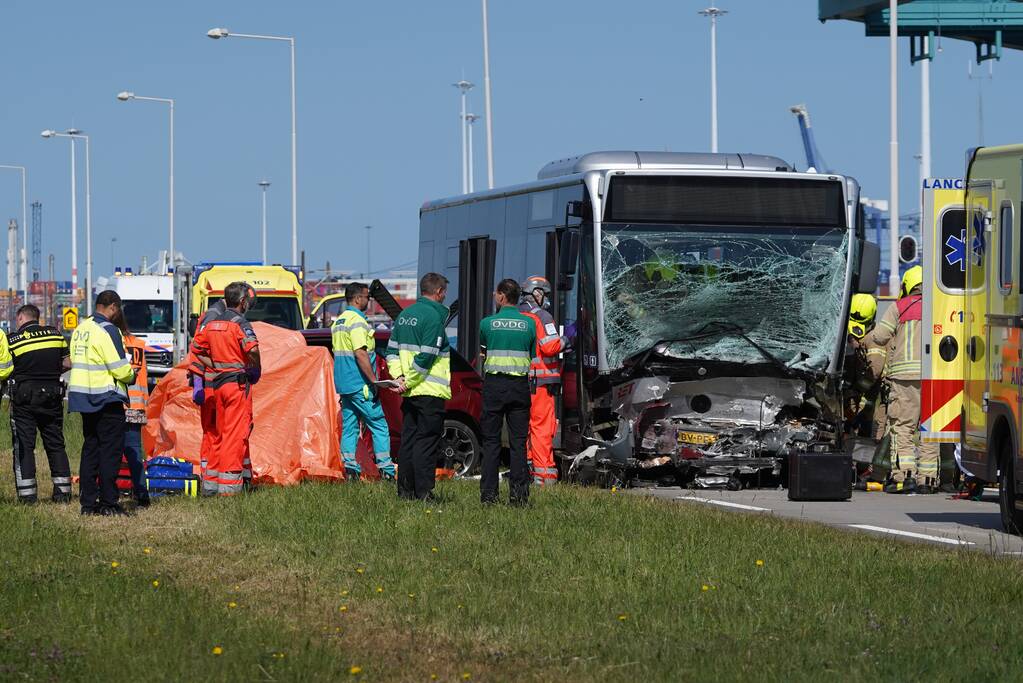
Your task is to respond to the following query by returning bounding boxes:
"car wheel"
[998,437,1023,534]
[439,419,481,478]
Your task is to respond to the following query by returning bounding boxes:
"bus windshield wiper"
[694,320,797,377]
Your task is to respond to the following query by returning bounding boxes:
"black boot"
[884,475,917,494]
[51,493,72,504]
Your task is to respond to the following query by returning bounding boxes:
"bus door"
[921,181,966,448]
[962,181,992,464]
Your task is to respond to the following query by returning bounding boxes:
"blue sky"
[1,0,1019,283]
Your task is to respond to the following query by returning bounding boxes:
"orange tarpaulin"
[143,322,344,484]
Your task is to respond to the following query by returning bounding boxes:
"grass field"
[3,415,1023,681]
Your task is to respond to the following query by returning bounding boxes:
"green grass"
[2,417,1023,681]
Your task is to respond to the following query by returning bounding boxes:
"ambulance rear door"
[962,179,991,470]
[921,179,967,446]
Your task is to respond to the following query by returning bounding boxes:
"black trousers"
[79,403,127,512]
[397,396,445,500]
[480,374,531,503]
[10,381,70,501]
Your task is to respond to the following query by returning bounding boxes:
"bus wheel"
[998,438,1023,534]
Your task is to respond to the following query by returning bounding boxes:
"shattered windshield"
[601,225,848,372]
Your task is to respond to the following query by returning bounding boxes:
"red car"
[301,328,483,478]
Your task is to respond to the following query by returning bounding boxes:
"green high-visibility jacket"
[479,305,536,376]
[385,296,451,399]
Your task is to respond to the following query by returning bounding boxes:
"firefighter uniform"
[123,333,150,505]
[189,300,227,479]
[385,296,451,500]
[69,314,136,514]
[479,305,536,504]
[190,308,259,496]
[332,306,394,479]
[519,298,568,487]
[869,271,938,491]
[3,322,71,503]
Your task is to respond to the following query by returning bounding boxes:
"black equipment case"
[788,453,852,501]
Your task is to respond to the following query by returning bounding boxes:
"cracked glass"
[600,225,848,372]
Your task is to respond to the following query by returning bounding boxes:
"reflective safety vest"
[869,294,922,380]
[6,323,67,383]
[332,306,376,395]
[123,333,149,423]
[68,314,136,413]
[0,331,13,382]
[519,301,567,386]
[385,296,451,399]
[189,308,258,388]
[479,306,536,376]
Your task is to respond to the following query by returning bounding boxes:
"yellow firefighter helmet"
[847,293,877,339]
[900,265,923,298]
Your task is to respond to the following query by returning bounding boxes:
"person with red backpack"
[869,266,937,494]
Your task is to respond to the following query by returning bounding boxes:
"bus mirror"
[899,235,919,264]
[856,241,880,293]
[558,230,580,290]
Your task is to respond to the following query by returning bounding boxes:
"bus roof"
[421,150,795,214]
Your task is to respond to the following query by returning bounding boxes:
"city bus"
[418,151,880,487]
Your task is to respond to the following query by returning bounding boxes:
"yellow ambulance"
[191,262,305,330]
[958,147,1023,531]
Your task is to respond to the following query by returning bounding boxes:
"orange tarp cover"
[143,322,344,484]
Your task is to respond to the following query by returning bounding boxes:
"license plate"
[678,431,716,446]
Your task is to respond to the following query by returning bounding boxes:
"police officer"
[479,278,536,506]
[3,304,72,503]
[385,272,451,502]
[69,291,137,516]
[332,281,395,481]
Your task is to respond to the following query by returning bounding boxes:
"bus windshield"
[123,300,174,334]
[207,296,303,330]
[600,224,848,372]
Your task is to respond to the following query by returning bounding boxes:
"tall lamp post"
[0,164,27,292]
[117,91,175,274]
[698,6,727,154]
[481,0,495,189]
[208,27,298,265]
[453,80,474,194]
[41,129,92,314]
[259,180,271,265]
[465,113,480,193]
[110,236,117,273]
[364,225,372,277]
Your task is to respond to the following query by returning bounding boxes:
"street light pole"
[698,7,727,154]
[117,92,176,274]
[41,129,84,311]
[110,236,117,273]
[481,0,495,189]
[889,0,899,292]
[453,80,474,194]
[466,113,479,193]
[208,28,298,265]
[0,165,27,292]
[364,225,372,277]
[259,180,270,265]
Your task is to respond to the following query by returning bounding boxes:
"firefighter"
[869,266,939,494]
[188,297,229,481]
[846,293,886,439]
[69,291,137,516]
[332,281,395,481]
[190,282,261,496]
[116,312,151,507]
[479,279,536,506]
[3,304,71,504]
[518,276,568,487]
[385,272,451,502]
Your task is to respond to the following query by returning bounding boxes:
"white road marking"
[675,496,771,512]
[848,524,975,546]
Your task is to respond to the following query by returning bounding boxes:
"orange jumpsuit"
[519,301,568,486]
[188,301,226,483]
[189,308,259,496]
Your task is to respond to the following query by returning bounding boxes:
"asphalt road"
[639,486,1023,555]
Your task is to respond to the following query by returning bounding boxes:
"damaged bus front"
[565,160,880,487]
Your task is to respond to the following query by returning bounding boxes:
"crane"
[789,103,829,173]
